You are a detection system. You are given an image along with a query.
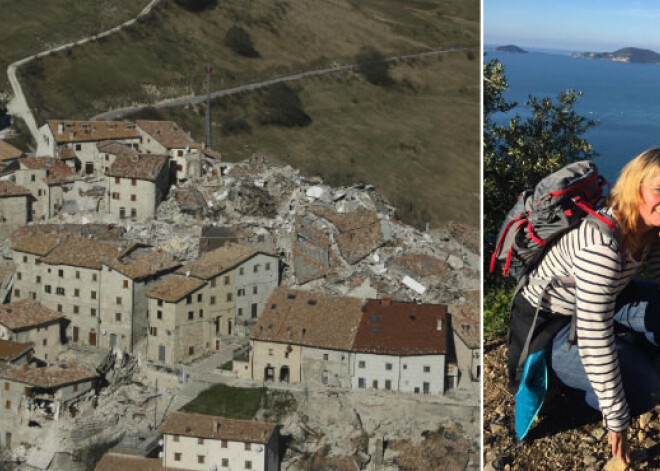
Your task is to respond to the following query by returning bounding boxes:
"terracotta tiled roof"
[0,180,30,198]
[103,249,180,280]
[57,147,78,160]
[0,339,33,361]
[251,288,364,350]
[97,141,139,156]
[145,274,206,303]
[11,224,124,243]
[11,232,60,256]
[177,243,267,280]
[106,154,168,181]
[449,290,479,349]
[0,300,65,331]
[352,299,448,355]
[18,157,74,185]
[201,148,222,160]
[388,254,449,278]
[160,412,276,444]
[39,236,131,270]
[0,362,97,388]
[94,452,173,471]
[0,140,23,161]
[137,121,202,150]
[48,120,139,143]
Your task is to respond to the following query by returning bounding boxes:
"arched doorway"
[279,366,290,383]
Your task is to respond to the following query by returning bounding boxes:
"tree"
[355,46,392,86]
[224,26,259,58]
[483,59,598,337]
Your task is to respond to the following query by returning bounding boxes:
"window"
[131,178,137,186]
[74,288,79,297]
[178,150,183,157]
[198,455,205,464]
[131,208,137,218]
[173,435,179,442]
[186,295,192,305]
[150,327,157,336]
[210,296,216,305]
[130,194,136,202]
[385,363,393,371]
[58,269,63,278]
[423,366,431,373]
[114,177,120,184]
[188,311,194,320]
[116,297,122,305]
[222,458,229,467]
[123,280,128,289]
[57,304,62,312]
[115,313,121,322]
[73,306,79,314]
[16,272,21,281]
[221,440,228,448]
[224,276,230,285]
[423,382,430,394]
[5,401,10,409]
[22,256,27,263]
[239,267,244,275]
[158,300,163,307]
[91,291,97,300]
[197,294,203,302]
[188,346,194,355]
[75,144,81,151]
[174,453,181,461]
[56,287,65,295]
[251,304,257,319]
[211,278,216,288]
[3,383,8,391]
[197,438,204,445]
[238,308,243,316]
[75,271,80,279]
[91,308,97,317]
[13,289,19,297]
[92,274,97,282]
[238,289,245,297]
[268,349,274,355]
[45,285,51,294]
[358,378,365,389]
[226,293,232,302]
[112,192,120,200]
[36,275,41,284]
[244,442,251,451]
[245,461,252,470]
[403,364,407,370]
[385,380,392,390]
[323,354,329,361]
[157,310,162,319]
[199,309,203,318]
[253,265,259,273]
[266,262,271,270]
[253,286,258,295]
[358,361,365,368]
[73,383,78,392]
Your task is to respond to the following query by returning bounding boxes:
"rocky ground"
[484,338,660,471]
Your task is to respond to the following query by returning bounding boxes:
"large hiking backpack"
[489,160,614,281]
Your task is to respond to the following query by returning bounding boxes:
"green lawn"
[181,384,265,419]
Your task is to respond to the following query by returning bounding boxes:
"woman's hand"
[610,429,631,465]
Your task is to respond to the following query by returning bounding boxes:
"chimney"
[437,319,443,331]
[57,123,64,135]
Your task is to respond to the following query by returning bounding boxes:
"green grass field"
[17,0,478,122]
[0,0,147,93]
[181,384,265,419]
[130,54,479,227]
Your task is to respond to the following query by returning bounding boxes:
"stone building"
[11,231,61,303]
[100,248,180,353]
[15,157,74,220]
[96,140,139,174]
[448,291,480,387]
[106,154,170,220]
[0,300,65,361]
[0,139,22,175]
[136,120,202,182]
[249,288,363,386]
[351,299,448,395]
[41,120,141,174]
[160,412,279,471]
[0,180,31,226]
[0,339,33,367]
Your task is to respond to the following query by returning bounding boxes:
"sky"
[485,0,660,52]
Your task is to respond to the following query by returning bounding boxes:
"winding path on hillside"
[5,0,161,155]
[91,46,478,121]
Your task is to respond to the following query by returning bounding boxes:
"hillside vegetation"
[18,0,479,122]
[0,0,148,93]
[128,54,480,227]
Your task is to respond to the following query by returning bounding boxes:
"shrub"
[356,46,392,86]
[224,26,259,58]
[221,117,252,135]
[260,84,311,127]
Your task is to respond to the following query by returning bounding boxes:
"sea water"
[485,48,660,182]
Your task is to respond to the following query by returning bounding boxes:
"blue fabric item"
[514,349,548,441]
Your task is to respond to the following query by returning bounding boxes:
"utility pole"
[154,378,158,428]
[204,64,213,149]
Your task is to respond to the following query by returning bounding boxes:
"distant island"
[572,47,660,64]
[495,45,527,53]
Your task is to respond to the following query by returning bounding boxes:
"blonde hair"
[609,147,660,235]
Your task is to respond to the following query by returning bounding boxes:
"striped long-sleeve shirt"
[521,210,660,432]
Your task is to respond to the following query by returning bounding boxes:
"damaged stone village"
[0,119,480,471]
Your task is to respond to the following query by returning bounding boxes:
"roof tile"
[160,412,276,443]
[137,121,202,150]
[146,274,206,302]
[106,154,169,181]
[0,362,97,387]
[0,300,65,331]
[48,120,139,143]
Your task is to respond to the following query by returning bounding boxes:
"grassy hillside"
[18,0,479,122]
[0,0,147,93]
[130,54,479,228]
